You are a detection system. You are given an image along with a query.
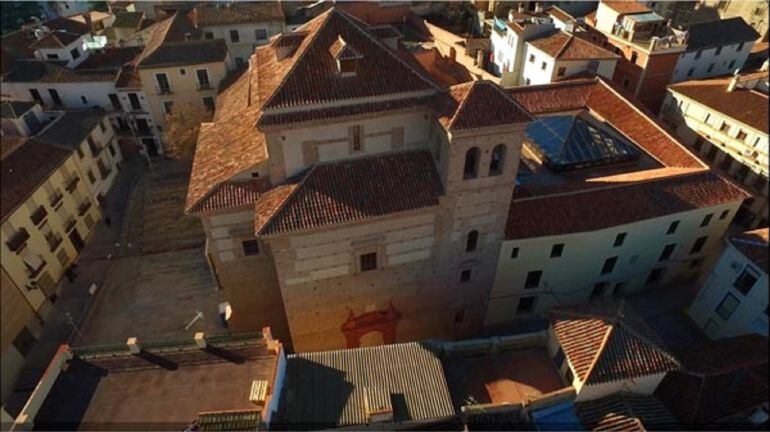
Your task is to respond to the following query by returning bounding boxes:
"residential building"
[189,2,285,67]
[106,10,155,47]
[6,330,285,430]
[521,30,618,85]
[655,334,769,427]
[134,12,229,136]
[43,1,92,19]
[643,0,698,27]
[662,71,768,228]
[485,77,748,325]
[695,0,769,42]
[488,8,557,86]
[687,228,768,339]
[672,17,759,83]
[584,0,688,112]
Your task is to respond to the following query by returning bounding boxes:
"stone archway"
[340,301,401,348]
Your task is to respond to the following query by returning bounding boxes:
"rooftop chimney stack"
[194,332,207,349]
[127,337,141,354]
[518,3,525,13]
[535,3,544,13]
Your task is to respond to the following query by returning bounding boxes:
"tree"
[162,105,212,164]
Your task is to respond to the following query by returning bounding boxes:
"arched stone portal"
[341,301,401,348]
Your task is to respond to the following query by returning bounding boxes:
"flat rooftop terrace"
[443,347,566,410]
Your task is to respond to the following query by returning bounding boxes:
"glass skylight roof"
[525,114,641,171]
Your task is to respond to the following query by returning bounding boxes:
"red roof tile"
[729,228,769,274]
[602,1,651,14]
[259,96,433,127]
[190,179,272,214]
[189,2,284,26]
[550,304,679,385]
[576,393,678,431]
[255,150,443,236]
[506,171,749,240]
[528,31,618,60]
[434,80,533,131]
[654,335,768,425]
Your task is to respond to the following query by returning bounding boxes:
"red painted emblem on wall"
[341,301,401,348]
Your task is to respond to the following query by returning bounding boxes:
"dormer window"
[330,35,362,77]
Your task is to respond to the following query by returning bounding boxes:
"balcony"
[65,217,77,232]
[26,259,47,279]
[6,228,30,252]
[30,205,48,226]
[89,142,104,158]
[78,200,92,216]
[197,81,213,91]
[48,190,64,208]
[65,176,80,193]
[46,233,63,252]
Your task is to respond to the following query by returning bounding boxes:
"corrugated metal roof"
[275,342,455,428]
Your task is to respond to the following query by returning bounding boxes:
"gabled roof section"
[0,101,36,119]
[601,1,651,15]
[550,304,679,385]
[258,8,439,112]
[528,31,618,60]
[576,393,678,431]
[28,30,83,50]
[136,12,217,68]
[255,150,443,236]
[434,80,533,132]
[686,17,760,51]
[189,1,285,26]
[729,228,769,274]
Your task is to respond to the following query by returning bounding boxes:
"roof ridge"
[257,165,317,236]
[554,32,573,59]
[260,9,334,110]
[583,318,615,382]
[447,81,477,130]
[485,79,535,121]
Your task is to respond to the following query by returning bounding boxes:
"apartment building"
[484,77,748,326]
[488,8,556,86]
[585,0,687,112]
[135,12,229,136]
[185,7,748,352]
[695,0,769,42]
[521,30,618,85]
[1,105,105,407]
[189,2,285,67]
[662,71,768,228]
[672,17,759,83]
[687,228,768,339]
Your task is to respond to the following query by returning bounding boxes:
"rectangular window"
[196,69,211,90]
[108,93,121,110]
[229,29,240,43]
[460,269,472,282]
[517,296,536,314]
[700,213,713,227]
[87,169,96,184]
[48,89,63,106]
[690,236,708,254]
[714,46,722,56]
[203,96,215,112]
[601,257,617,275]
[155,73,171,94]
[204,32,214,39]
[162,101,173,115]
[687,67,694,77]
[360,252,377,272]
[12,327,37,357]
[690,258,704,269]
[128,93,142,110]
[180,68,186,75]
[707,63,715,72]
[719,122,730,133]
[737,42,745,51]
[614,232,626,247]
[70,47,81,60]
[524,270,542,289]
[646,267,666,285]
[529,54,535,63]
[46,53,59,60]
[510,247,519,259]
[352,125,362,152]
[550,243,564,258]
[715,293,739,320]
[30,88,43,103]
[557,66,566,77]
[541,61,547,70]
[695,50,703,59]
[590,282,607,300]
[719,209,730,220]
[736,130,747,141]
[613,281,627,298]
[667,220,680,235]
[255,28,267,40]
[733,266,760,295]
[659,243,676,261]
[242,240,259,256]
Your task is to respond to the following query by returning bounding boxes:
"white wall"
[35,36,89,68]
[486,201,741,326]
[522,44,557,86]
[3,81,119,111]
[574,372,668,402]
[594,3,621,35]
[687,241,769,339]
[201,21,284,64]
[672,41,755,83]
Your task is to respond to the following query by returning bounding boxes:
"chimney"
[364,387,394,423]
[127,337,141,354]
[83,12,92,31]
[727,70,740,92]
[184,32,192,41]
[535,2,544,13]
[518,3,525,13]
[194,332,207,348]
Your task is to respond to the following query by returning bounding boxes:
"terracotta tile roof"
[2,59,119,83]
[190,179,272,214]
[528,31,618,60]
[550,304,679,385]
[28,31,82,49]
[510,78,704,168]
[75,46,143,70]
[729,228,769,274]
[368,25,402,39]
[576,393,678,431]
[257,9,438,112]
[433,80,533,131]
[190,2,285,26]
[1,138,72,221]
[255,150,443,236]
[686,17,759,51]
[259,96,433,127]
[669,76,769,133]
[506,170,749,240]
[601,1,651,14]
[136,12,228,69]
[654,335,768,426]
[545,6,574,23]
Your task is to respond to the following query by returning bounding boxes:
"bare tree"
[162,105,212,164]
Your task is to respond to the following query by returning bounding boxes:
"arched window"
[464,147,480,179]
[466,230,479,252]
[489,144,506,176]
